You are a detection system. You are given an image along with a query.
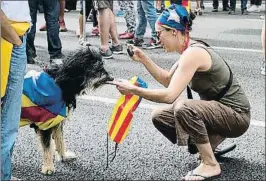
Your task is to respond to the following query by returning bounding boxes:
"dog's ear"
[87,46,102,60]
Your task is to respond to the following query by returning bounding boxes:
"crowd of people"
[1,0,265,180]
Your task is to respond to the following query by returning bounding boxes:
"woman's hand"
[107,79,136,95]
[127,45,147,63]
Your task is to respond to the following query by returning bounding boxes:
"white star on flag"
[167,9,180,23]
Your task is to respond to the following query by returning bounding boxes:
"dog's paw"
[41,165,55,175]
[62,151,77,162]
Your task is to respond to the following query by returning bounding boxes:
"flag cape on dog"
[20,70,67,130]
[108,76,148,144]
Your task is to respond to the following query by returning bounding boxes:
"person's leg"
[254,0,262,5]
[27,0,39,64]
[212,0,219,11]
[141,0,161,49]
[1,35,27,180]
[173,99,250,180]
[59,0,67,32]
[42,0,63,60]
[135,0,147,39]
[200,0,205,9]
[241,0,248,14]
[142,0,157,39]
[98,9,112,51]
[118,0,136,39]
[228,0,236,14]
[222,0,229,10]
[151,105,177,144]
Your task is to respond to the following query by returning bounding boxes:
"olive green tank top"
[189,42,250,112]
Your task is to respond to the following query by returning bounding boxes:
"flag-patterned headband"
[157,4,190,31]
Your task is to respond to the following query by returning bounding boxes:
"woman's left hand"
[107,79,136,95]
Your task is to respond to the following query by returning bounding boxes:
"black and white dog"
[21,46,113,175]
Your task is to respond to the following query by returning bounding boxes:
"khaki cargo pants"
[152,99,250,146]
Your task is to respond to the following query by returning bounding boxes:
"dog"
[20,46,113,175]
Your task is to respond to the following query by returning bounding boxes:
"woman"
[110,4,251,180]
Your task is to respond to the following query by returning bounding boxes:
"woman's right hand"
[127,45,147,63]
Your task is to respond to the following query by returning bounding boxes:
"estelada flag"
[108,76,147,144]
[165,0,191,13]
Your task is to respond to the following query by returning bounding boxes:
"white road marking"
[79,95,265,128]
[212,46,263,53]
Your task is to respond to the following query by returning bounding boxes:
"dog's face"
[48,46,114,108]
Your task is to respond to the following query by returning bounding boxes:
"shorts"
[93,0,113,10]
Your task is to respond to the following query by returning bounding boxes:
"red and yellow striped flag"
[108,76,147,144]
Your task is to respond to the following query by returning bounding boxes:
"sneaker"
[228,9,235,15]
[119,31,127,36]
[142,38,162,49]
[261,61,265,75]
[247,5,260,13]
[223,7,230,11]
[119,32,134,39]
[50,54,65,64]
[59,20,67,32]
[126,38,144,47]
[110,44,123,54]
[212,8,218,12]
[242,9,249,15]
[39,24,47,31]
[100,48,113,59]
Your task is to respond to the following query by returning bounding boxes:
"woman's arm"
[117,47,210,103]
[141,55,175,87]
[1,9,22,46]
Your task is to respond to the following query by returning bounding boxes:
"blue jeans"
[229,0,247,10]
[27,0,62,59]
[135,0,157,40]
[1,35,27,180]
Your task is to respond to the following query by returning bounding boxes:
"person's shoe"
[261,61,265,75]
[100,48,113,59]
[126,38,144,47]
[59,20,67,32]
[50,54,65,65]
[247,5,260,13]
[194,8,203,16]
[39,24,47,31]
[119,31,127,36]
[110,44,123,54]
[242,9,249,15]
[142,38,162,49]
[27,56,36,64]
[223,7,230,11]
[228,9,235,14]
[212,8,218,12]
[119,32,134,39]
[64,9,71,12]
[91,26,100,36]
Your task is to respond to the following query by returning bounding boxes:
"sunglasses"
[156,28,171,39]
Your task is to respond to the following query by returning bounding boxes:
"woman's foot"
[182,162,221,180]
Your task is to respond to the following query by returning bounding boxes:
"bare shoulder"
[179,46,212,71]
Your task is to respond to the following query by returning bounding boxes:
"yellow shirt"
[1,21,30,98]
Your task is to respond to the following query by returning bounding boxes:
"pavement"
[12,2,265,180]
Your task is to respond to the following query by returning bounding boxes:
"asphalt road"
[12,3,265,180]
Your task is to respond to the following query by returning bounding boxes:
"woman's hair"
[157,4,193,32]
